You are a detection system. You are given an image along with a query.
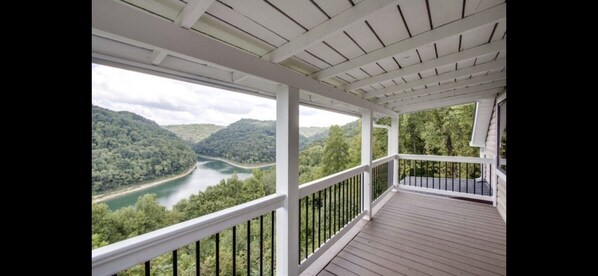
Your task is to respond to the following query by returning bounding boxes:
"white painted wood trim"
[391,117,399,188]
[394,89,502,114]
[364,59,506,99]
[150,50,168,65]
[275,86,300,276]
[397,185,493,202]
[388,81,506,108]
[380,73,506,105]
[91,0,398,117]
[373,123,390,130]
[91,194,285,276]
[398,154,493,164]
[344,40,506,91]
[362,110,373,220]
[176,0,216,29]
[298,212,367,274]
[263,0,398,63]
[497,90,507,103]
[313,3,506,80]
[298,164,368,198]
[371,155,395,168]
[496,169,507,182]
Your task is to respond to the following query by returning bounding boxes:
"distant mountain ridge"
[163,124,224,144]
[192,118,355,165]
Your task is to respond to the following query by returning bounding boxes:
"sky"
[92,64,357,127]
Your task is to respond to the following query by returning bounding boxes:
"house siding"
[484,98,506,223]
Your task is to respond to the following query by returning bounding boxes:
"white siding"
[484,97,506,223]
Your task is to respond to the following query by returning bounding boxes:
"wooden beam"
[389,80,506,108]
[364,58,505,99]
[344,39,505,91]
[232,72,250,83]
[91,0,397,117]
[312,3,506,80]
[176,0,216,29]
[378,72,505,104]
[151,50,168,65]
[262,0,398,63]
[394,88,503,114]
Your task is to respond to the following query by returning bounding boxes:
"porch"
[318,191,505,276]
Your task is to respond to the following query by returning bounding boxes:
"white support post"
[390,116,399,189]
[276,85,299,276]
[362,110,373,220]
[491,154,498,207]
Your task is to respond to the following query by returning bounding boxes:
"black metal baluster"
[247,220,251,276]
[457,163,461,192]
[328,186,331,239]
[452,162,455,191]
[311,193,315,254]
[297,200,301,264]
[215,233,220,276]
[305,197,308,260]
[324,187,327,241]
[318,190,321,248]
[426,161,429,188]
[473,163,476,195]
[196,241,200,276]
[445,162,448,190]
[419,160,422,187]
[343,179,347,225]
[336,182,340,232]
[271,211,275,276]
[232,226,236,275]
[466,163,469,193]
[173,250,178,276]
[432,161,435,189]
[260,215,263,276]
[145,261,150,276]
[481,163,484,195]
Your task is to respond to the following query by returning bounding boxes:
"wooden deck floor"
[318,192,506,276]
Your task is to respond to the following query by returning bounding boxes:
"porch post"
[276,85,299,276]
[362,109,373,220]
[390,116,399,188]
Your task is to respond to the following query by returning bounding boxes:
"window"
[497,100,506,172]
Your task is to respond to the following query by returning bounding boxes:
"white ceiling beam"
[232,72,250,83]
[262,0,398,63]
[91,0,397,117]
[389,80,506,108]
[312,3,506,80]
[378,72,506,104]
[395,88,503,114]
[151,50,168,65]
[344,39,505,91]
[364,58,505,99]
[176,0,216,29]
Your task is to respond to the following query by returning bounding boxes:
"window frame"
[496,99,507,173]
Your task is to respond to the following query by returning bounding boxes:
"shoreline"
[197,154,275,169]
[92,164,197,203]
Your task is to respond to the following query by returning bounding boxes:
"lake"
[104,156,270,210]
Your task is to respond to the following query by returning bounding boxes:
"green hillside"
[92,105,197,194]
[162,124,224,144]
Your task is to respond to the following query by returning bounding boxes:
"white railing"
[371,155,396,205]
[397,154,495,202]
[298,164,367,198]
[91,194,285,276]
[93,153,500,276]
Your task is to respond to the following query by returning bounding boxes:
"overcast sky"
[92,64,357,127]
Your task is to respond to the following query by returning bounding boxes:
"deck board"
[319,192,506,275]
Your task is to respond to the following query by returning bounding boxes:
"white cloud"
[92,64,357,127]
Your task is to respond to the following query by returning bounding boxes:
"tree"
[322,125,350,176]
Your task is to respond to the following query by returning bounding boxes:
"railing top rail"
[299,164,367,198]
[92,193,285,276]
[398,154,493,164]
[372,155,396,167]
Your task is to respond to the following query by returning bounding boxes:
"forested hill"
[193,119,329,164]
[193,119,277,164]
[92,106,196,194]
[162,124,224,144]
